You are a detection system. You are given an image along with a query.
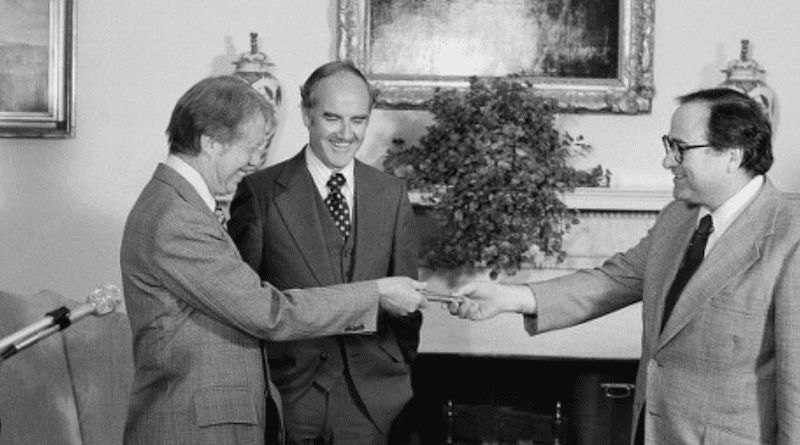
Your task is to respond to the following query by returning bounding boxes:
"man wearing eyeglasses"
[447,88,800,445]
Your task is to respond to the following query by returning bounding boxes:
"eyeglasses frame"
[662,135,713,164]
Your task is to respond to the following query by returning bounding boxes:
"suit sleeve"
[523,219,652,335]
[149,202,379,341]
[385,182,423,364]
[228,176,264,273]
[775,240,800,444]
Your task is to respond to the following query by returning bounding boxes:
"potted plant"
[384,76,609,279]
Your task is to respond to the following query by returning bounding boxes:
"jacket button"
[320,352,329,360]
[344,323,364,332]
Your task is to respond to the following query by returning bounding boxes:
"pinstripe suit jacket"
[121,164,382,445]
[527,179,800,445]
[227,152,420,433]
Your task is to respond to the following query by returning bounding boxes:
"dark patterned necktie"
[325,173,351,240]
[661,214,714,331]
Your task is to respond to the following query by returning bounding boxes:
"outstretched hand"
[447,282,537,321]
[376,277,428,316]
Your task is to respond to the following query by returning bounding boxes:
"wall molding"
[566,187,800,212]
[413,187,800,214]
[411,188,672,212]
[564,187,671,212]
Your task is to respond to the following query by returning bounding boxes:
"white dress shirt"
[701,174,764,255]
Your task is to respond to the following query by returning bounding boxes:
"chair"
[0,289,133,445]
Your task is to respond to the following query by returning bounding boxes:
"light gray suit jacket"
[121,164,381,445]
[527,179,800,445]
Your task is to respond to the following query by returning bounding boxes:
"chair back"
[0,290,133,445]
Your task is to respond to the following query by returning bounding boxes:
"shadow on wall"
[0,168,126,299]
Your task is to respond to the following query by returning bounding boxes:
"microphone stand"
[0,285,121,363]
[0,307,69,361]
[0,285,120,437]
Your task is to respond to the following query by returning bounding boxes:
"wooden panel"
[409,354,638,445]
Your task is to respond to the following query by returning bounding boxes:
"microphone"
[0,284,123,361]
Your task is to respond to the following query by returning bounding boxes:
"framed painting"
[0,0,75,138]
[338,0,654,113]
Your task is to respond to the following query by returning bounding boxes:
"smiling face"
[200,113,274,196]
[663,101,742,210]
[302,71,371,170]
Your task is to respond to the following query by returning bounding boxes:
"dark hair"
[166,75,274,156]
[299,61,373,110]
[678,87,773,175]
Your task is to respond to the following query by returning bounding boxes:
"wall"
[1,1,799,326]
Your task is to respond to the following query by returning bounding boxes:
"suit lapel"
[645,206,697,348]
[657,182,778,348]
[154,163,246,260]
[273,154,336,285]
[350,161,390,282]
[154,163,231,242]
[155,163,207,210]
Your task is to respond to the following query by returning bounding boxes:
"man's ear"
[727,147,744,173]
[301,106,312,128]
[200,134,218,155]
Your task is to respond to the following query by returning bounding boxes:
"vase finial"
[249,32,259,54]
[740,39,749,61]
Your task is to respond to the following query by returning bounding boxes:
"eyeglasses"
[662,135,712,164]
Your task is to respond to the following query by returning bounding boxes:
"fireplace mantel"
[413,188,662,360]
[563,187,672,211]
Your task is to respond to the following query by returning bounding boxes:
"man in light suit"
[227,61,421,444]
[449,88,800,444]
[121,75,427,445]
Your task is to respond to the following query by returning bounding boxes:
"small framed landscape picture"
[1,0,75,138]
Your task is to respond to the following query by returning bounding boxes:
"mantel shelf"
[410,187,800,213]
[563,187,672,212]
[409,187,673,213]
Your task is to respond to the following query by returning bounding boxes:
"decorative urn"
[232,32,282,108]
[720,39,776,124]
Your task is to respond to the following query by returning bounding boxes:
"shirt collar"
[701,175,764,249]
[164,154,216,212]
[304,145,355,200]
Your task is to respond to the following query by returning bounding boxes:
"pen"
[420,289,460,304]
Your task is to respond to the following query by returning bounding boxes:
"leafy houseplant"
[384,77,610,279]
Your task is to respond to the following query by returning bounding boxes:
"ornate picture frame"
[338,0,654,114]
[0,0,75,138]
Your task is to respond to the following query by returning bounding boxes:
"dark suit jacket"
[526,179,800,445]
[121,164,383,445]
[228,152,420,432]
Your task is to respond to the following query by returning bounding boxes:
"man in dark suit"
[228,61,421,444]
[121,75,426,445]
[448,88,800,444]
